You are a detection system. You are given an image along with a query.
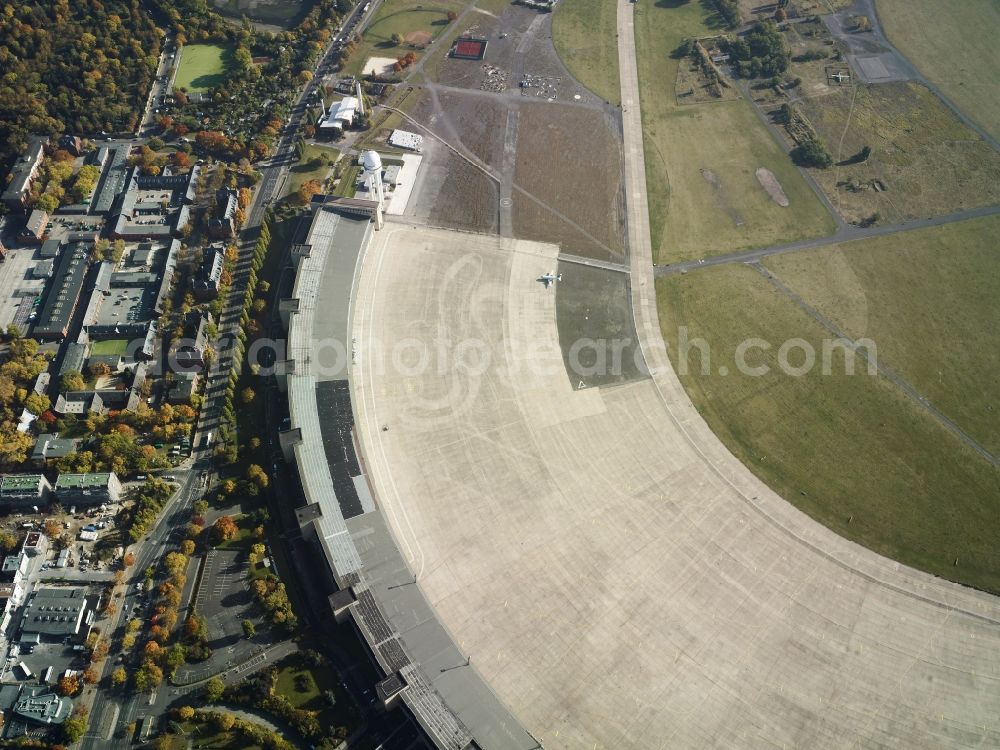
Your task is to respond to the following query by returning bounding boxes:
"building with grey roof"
[167,371,199,405]
[281,203,531,750]
[2,137,47,212]
[54,384,141,416]
[155,239,179,311]
[108,166,199,240]
[193,245,223,301]
[32,243,90,340]
[18,587,91,643]
[208,189,238,239]
[53,391,104,416]
[57,135,82,157]
[12,687,72,725]
[58,342,88,378]
[39,239,63,259]
[90,146,131,215]
[30,437,80,465]
[31,259,54,279]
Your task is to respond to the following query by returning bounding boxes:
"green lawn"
[284,145,340,203]
[174,44,233,93]
[272,655,358,734]
[552,0,620,104]
[90,338,128,356]
[344,1,462,77]
[878,0,1000,142]
[332,164,360,198]
[175,720,263,750]
[655,217,1000,593]
[213,514,259,551]
[634,2,835,263]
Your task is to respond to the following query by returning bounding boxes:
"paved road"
[654,202,1000,276]
[137,33,176,138]
[80,466,211,749]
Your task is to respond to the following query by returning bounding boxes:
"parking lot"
[0,246,47,332]
[195,549,254,646]
[0,636,91,686]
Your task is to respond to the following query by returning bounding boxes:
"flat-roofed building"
[0,554,29,584]
[18,587,91,644]
[39,239,62,259]
[54,472,121,506]
[388,129,424,152]
[13,686,72,725]
[0,474,52,504]
[22,531,47,557]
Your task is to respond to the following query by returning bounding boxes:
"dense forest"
[0,0,162,185]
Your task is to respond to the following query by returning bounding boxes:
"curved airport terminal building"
[276,191,1000,749]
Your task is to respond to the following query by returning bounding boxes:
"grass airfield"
[656,215,1000,592]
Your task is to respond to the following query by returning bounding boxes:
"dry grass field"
[766,214,1000,457]
[512,103,625,260]
[551,0,620,104]
[413,89,507,169]
[795,82,1000,224]
[430,8,523,89]
[430,151,499,232]
[792,0,851,15]
[674,40,741,105]
[878,0,1000,143]
[735,0,849,25]
[655,217,1000,591]
[634,2,835,264]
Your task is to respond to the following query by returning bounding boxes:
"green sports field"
[173,44,233,94]
[656,215,1000,592]
[89,339,129,357]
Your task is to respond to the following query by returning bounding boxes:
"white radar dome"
[362,150,382,172]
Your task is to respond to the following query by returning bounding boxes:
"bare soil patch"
[401,88,502,233]
[361,56,398,77]
[432,6,599,105]
[431,152,499,232]
[513,103,625,260]
[405,30,433,46]
[700,168,745,226]
[756,167,789,207]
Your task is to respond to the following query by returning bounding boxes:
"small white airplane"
[829,71,851,84]
[537,272,562,288]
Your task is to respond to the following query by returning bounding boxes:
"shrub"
[792,138,834,168]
